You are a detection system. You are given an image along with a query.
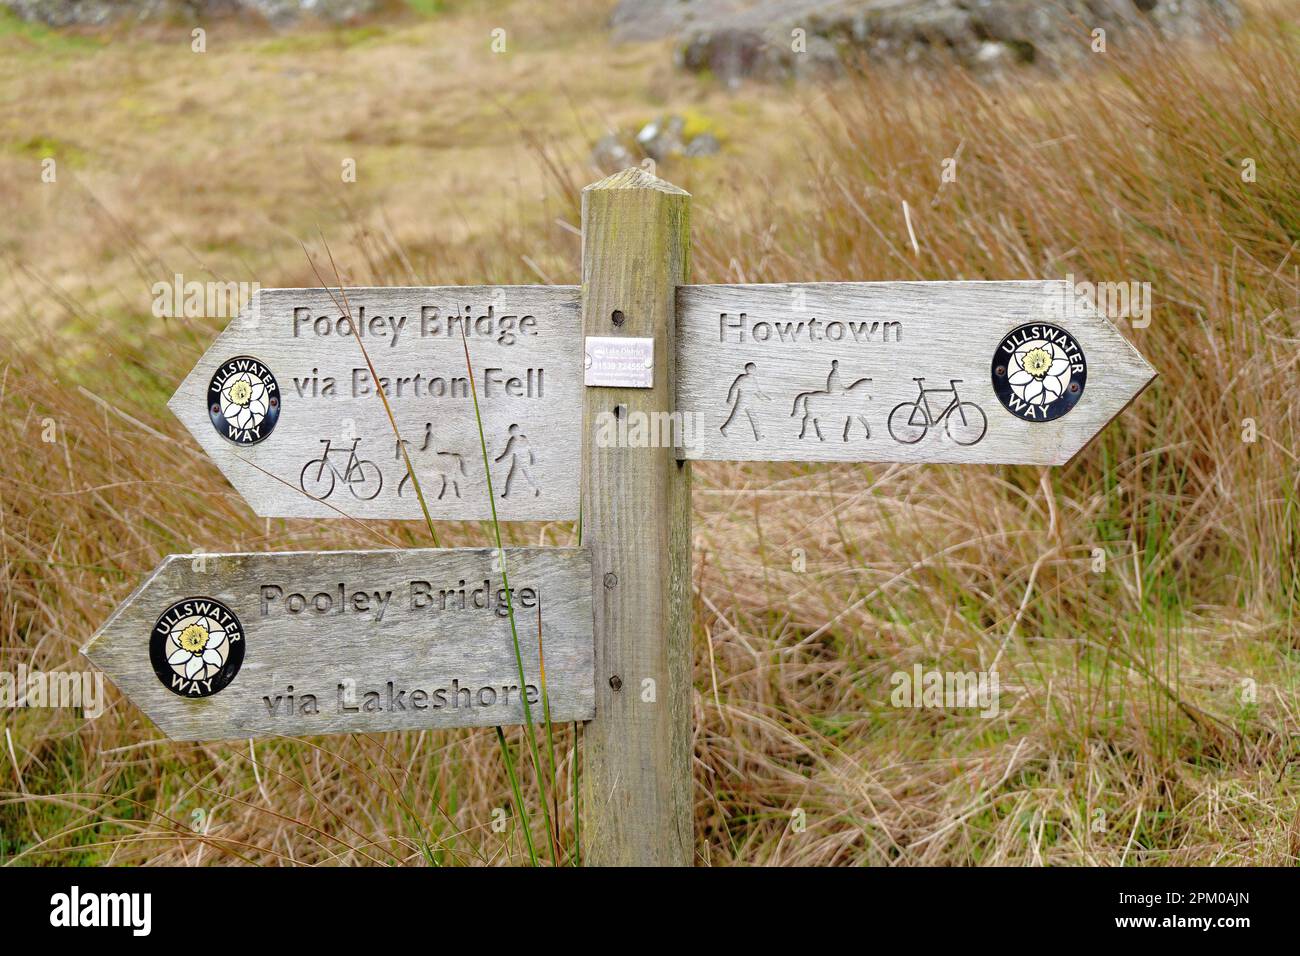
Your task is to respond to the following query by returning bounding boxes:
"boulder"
[591,133,636,175]
[591,114,725,173]
[1,0,378,26]
[611,0,1243,82]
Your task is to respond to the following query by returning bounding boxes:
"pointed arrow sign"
[675,280,1155,465]
[169,286,583,521]
[82,548,594,741]
[172,280,1154,525]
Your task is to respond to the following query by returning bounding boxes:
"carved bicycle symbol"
[887,378,987,446]
[300,438,384,501]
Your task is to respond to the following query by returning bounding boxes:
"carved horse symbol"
[395,437,467,500]
[791,376,873,441]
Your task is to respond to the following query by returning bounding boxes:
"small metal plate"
[584,336,654,388]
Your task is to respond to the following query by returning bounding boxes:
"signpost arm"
[579,168,693,866]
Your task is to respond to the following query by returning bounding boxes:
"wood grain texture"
[579,168,694,866]
[676,281,1156,464]
[169,286,582,521]
[82,548,594,740]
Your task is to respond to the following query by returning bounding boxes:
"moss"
[0,9,103,53]
[679,107,724,143]
[404,0,448,14]
[256,23,390,55]
[10,134,88,166]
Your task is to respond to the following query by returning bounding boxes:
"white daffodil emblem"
[1007,337,1073,406]
[165,613,229,681]
[220,371,268,431]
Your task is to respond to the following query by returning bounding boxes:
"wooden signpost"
[86,167,1154,866]
[677,281,1154,465]
[578,171,693,865]
[169,286,582,521]
[84,548,594,739]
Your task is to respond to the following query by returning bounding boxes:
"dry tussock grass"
[1,4,1297,865]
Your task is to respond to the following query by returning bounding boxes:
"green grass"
[255,24,392,55]
[0,9,103,52]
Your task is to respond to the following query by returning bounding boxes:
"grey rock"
[2,0,166,26]
[683,132,721,156]
[612,0,1243,82]
[592,113,724,172]
[591,133,636,175]
[241,0,374,25]
[1,0,377,26]
[637,114,688,161]
[678,27,772,88]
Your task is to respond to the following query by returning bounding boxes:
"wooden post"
[580,168,693,866]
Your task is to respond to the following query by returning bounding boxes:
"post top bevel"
[583,166,690,196]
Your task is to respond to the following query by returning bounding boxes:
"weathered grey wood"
[676,281,1156,464]
[82,548,594,740]
[169,286,582,521]
[580,169,693,866]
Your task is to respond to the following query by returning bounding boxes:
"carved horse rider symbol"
[494,424,540,498]
[395,430,467,500]
[720,362,772,440]
[791,360,873,441]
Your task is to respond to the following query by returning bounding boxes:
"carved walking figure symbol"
[791,362,873,441]
[494,423,540,498]
[720,362,771,440]
[395,434,466,500]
